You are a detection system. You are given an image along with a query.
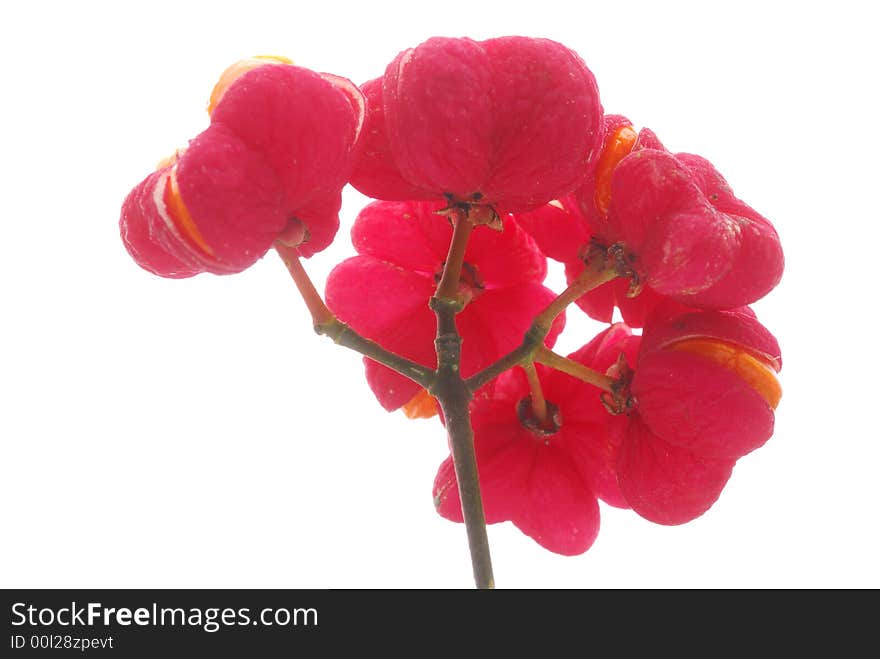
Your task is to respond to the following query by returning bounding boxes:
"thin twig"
[466,257,618,392]
[434,216,474,302]
[430,211,494,589]
[277,244,434,387]
[534,345,615,393]
[522,361,548,426]
[316,318,435,388]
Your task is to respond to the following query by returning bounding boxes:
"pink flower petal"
[436,392,601,555]
[514,200,591,264]
[210,63,361,208]
[329,212,561,411]
[617,417,734,525]
[477,36,604,213]
[325,256,435,337]
[632,350,776,460]
[351,200,549,286]
[374,37,603,212]
[640,307,782,371]
[512,447,601,555]
[351,200,449,274]
[293,191,342,259]
[326,255,435,408]
[493,353,629,509]
[609,150,739,295]
[383,37,493,198]
[348,77,435,201]
[176,125,288,271]
[366,282,563,410]
[432,456,461,521]
[641,213,738,299]
[464,216,548,287]
[608,148,784,309]
[572,113,634,230]
[686,215,783,309]
[365,351,433,411]
[634,127,666,151]
[674,153,784,308]
[567,322,641,373]
[558,418,628,509]
[318,71,366,146]
[433,399,534,525]
[119,169,202,278]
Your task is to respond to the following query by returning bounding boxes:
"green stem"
[466,257,618,392]
[434,215,474,302]
[277,244,434,387]
[276,242,335,327]
[534,345,615,393]
[522,361,548,425]
[532,257,618,332]
[431,357,493,587]
[430,211,494,590]
[316,318,435,388]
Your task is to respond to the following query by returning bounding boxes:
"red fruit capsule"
[433,324,643,556]
[120,59,364,277]
[574,308,782,526]
[350,36,604,216]
[518,115,784,322]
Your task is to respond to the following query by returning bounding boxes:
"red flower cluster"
[433,305,781,554]
[325,199,565,413]
[119,37,784,561]
[433,328,634,555]
[434,308,781,554]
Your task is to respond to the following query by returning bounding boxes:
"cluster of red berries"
[121,37,783,556]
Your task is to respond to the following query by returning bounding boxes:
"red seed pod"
[604,148,784,309]
[349,77,441,202]
[577,309,782,526]
[514,194,666,326]
[519,115,784,322]
[120,59,365,277]
[120,167,202,279]
[350,36,604,215]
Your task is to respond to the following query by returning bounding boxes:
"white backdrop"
[2,0,877,588]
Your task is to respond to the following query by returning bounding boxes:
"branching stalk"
[534,345,615,393]
[278,222,619,590]
[430,212,494,589]
[467,256,618,392]
[277,244,434,387]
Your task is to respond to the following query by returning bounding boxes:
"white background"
[2,0,878,589]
